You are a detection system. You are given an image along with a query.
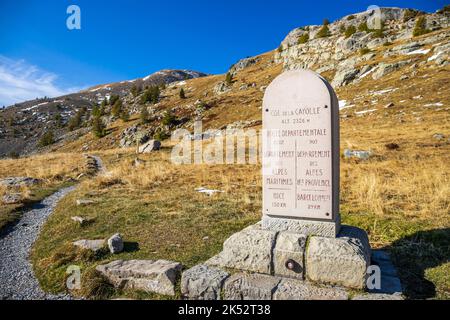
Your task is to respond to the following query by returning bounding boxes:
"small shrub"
[316,24,331,38]
[109,94,120,106]
[358,22,369,32]
[347,15,355,21]
[297,33,309,44]
[120,110,130,122]
[371,28,384,39]
[154,131,170,141]
[161,111,177,127]
[323,19,330,26]
[359,47,371,55]
[277,45,283,53]
[413,16,431,37]
[345,26,356,38]
[225,72,233,85]
[383,41,393,46]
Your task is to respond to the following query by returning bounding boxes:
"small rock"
[108,233,124,254]
[384,102,395,108]
[71,216,87,225]
[73,239,106,252]
[433,133,445,140]
[352,293,404,300]
[76,199,95,206]
[343,149,372,160]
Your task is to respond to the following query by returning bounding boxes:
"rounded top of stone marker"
[263,69,334,108]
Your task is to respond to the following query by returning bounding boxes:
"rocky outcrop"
[229,57,260,75]
[138,140,161,153]
[119,125,151,148]
[0,177,41,187]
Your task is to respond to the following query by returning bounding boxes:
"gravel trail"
[0,186,76,300]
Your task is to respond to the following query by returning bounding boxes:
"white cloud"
[0,55,80,107]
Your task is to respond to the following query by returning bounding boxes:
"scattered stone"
[213,81,231,95]
[273,232,307,280]
[181,265,229,300]
[76,199,95,206]
[273,279,348,300]
[433,133,445,140]
[2,193,21,204]
[384,102,395,108]
[71,216,88,225]
[138,140,161,153]
[73,239,106,252]
[195,187,224,196]
[206,224,276,274]
[107,233,124,254]
[96,260,182,296]
[332,68,360,87]
[0,177,41,187]
[119,125,150,148]
[343,149,372,160]
[400,75,409,80]
[223,273,280,300]
[372,61,410,80]
[306,226,371,289]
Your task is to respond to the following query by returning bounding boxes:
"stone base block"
[262,215,340,237]
[273,232,307,280]
[181,265,229,300]
[206,224,276,274]
[306,226,371,289]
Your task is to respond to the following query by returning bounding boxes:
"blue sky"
[0,0,446,106]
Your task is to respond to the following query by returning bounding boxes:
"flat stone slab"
[223,273,281,300]
[273,232,307,280]
[352,293,404,300]
[262,215,340,237]
[306,226,371,289]
[206,224,276,274]
[73,239,106,252]
[273,278,349,300]
[96,260,182,296]
[181,265,229,300]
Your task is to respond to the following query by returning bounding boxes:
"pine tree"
[316,20,331,38]
[38,130,54,147]
[179,88,186,99]
[413,16,430,37]
[140,106,150,124]
[111,99,123,117]
[91,116,106,138]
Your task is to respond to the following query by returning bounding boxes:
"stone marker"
[262,70,340,237]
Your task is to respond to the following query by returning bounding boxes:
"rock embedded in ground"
[223,273,281,300]
[76,199,95,206]
[2,193,22,204]
[107,233,124,254]
[73,239,106,252]
[181,264,229,300]
[96,259,182,296]
[306,226,371,289]
[0,177,41,187]
[71,216,87,225]
[273,279,349,300]
[206,224,276,274]
[352,293,404,300]
[138,140,161,153]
